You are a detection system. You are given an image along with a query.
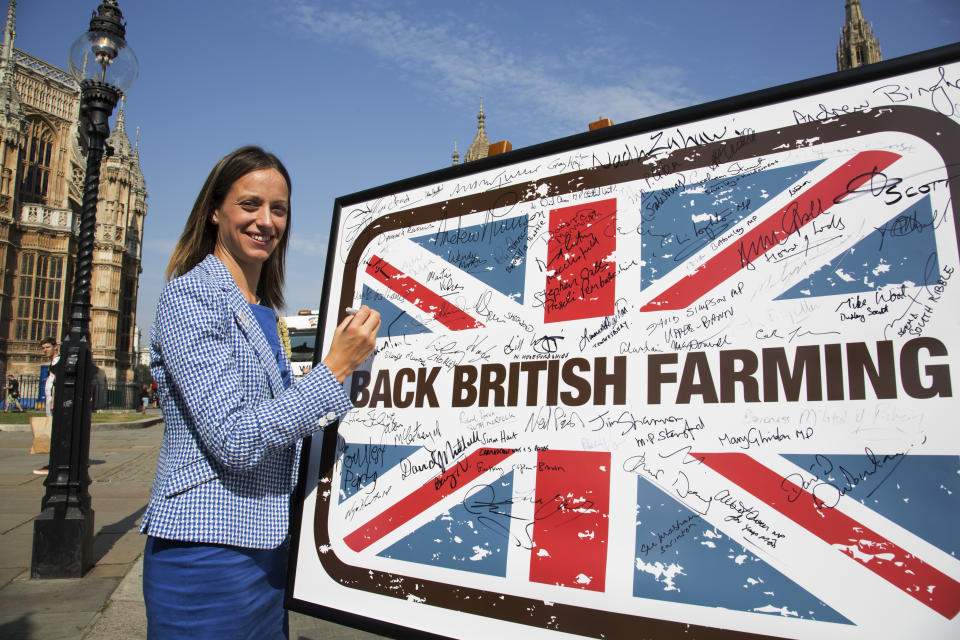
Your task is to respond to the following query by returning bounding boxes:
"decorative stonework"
[837,0,882,71]
[463,100,490,163]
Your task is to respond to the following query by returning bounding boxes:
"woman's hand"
[321,306,380,383]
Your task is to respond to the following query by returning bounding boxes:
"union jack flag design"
[357,151,944,336]
[324,136,960,638]
[334,445,960,625]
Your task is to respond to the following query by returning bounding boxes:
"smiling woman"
[142,146,380,639]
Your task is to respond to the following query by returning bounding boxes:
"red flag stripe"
[640,150,901,311]
[544,199,618,323]
[697,452,960,619]
[344,447,515,552]
[529,450,611,592]
[366,255,484,331]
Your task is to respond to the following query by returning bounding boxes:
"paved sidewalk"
[0,415,388,640]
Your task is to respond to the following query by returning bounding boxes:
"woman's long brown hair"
[165,146,292,309]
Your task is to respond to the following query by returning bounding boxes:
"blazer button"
[325,412,337,421]
[318,417,328,427]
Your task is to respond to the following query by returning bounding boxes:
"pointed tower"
[837,0,882,71]
[105,99,132,157]
[0,0,25,209]
[0,0,13,62]
[463,99,490,163]
[451,139,459,166]
[92,96,148,381]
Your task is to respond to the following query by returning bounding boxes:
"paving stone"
[84,564,128,580]
[0,611,95,640]
[0,513,36,536]
[0,531,33,568]
[81,600,146,640]
[0,568,25,589]
[0,575,118,613]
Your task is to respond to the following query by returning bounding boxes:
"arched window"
[20,119,56,204]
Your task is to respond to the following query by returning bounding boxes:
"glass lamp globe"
[68,27,138,92]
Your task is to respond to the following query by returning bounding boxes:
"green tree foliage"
[134,364,153,386]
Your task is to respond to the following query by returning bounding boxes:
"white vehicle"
[282,310,318,378]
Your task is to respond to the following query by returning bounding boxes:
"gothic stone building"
[0,1,147,384]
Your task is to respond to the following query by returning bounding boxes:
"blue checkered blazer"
[140,254,353,548]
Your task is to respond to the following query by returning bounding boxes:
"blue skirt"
[143,536,289,640]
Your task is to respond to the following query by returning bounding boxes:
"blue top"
[248,303,291,388]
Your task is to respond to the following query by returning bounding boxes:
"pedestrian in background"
[139,383,150,413]
[34,337,60,475]
[141,146,379,639]
[40,337,59,417]
[5,374,23,412]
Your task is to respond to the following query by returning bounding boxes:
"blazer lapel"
[201,255,286,398]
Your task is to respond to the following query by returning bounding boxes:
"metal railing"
[1,374,144,411]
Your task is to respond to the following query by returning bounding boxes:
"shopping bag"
[29,416,51,455]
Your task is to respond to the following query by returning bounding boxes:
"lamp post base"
[31,506,95,578]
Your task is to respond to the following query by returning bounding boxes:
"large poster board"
[289,45,960,639]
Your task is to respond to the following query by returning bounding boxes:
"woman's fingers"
[322,306,380,382]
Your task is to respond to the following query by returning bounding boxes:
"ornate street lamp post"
[31,0,137,579]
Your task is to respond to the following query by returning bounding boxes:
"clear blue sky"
[15,0,960,343]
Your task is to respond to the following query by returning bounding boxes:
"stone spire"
[463,99,489,163]
[845,0,864,22]
[1,0,17,91]
[837,0,882,71]
[0,0,23,141]
[1,0,14,63]
[451,139,459,166]
[106,97,132,156]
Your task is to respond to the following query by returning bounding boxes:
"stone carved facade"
[837,0,882,71]
[90,103,146,381]
[0,1,147,383]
